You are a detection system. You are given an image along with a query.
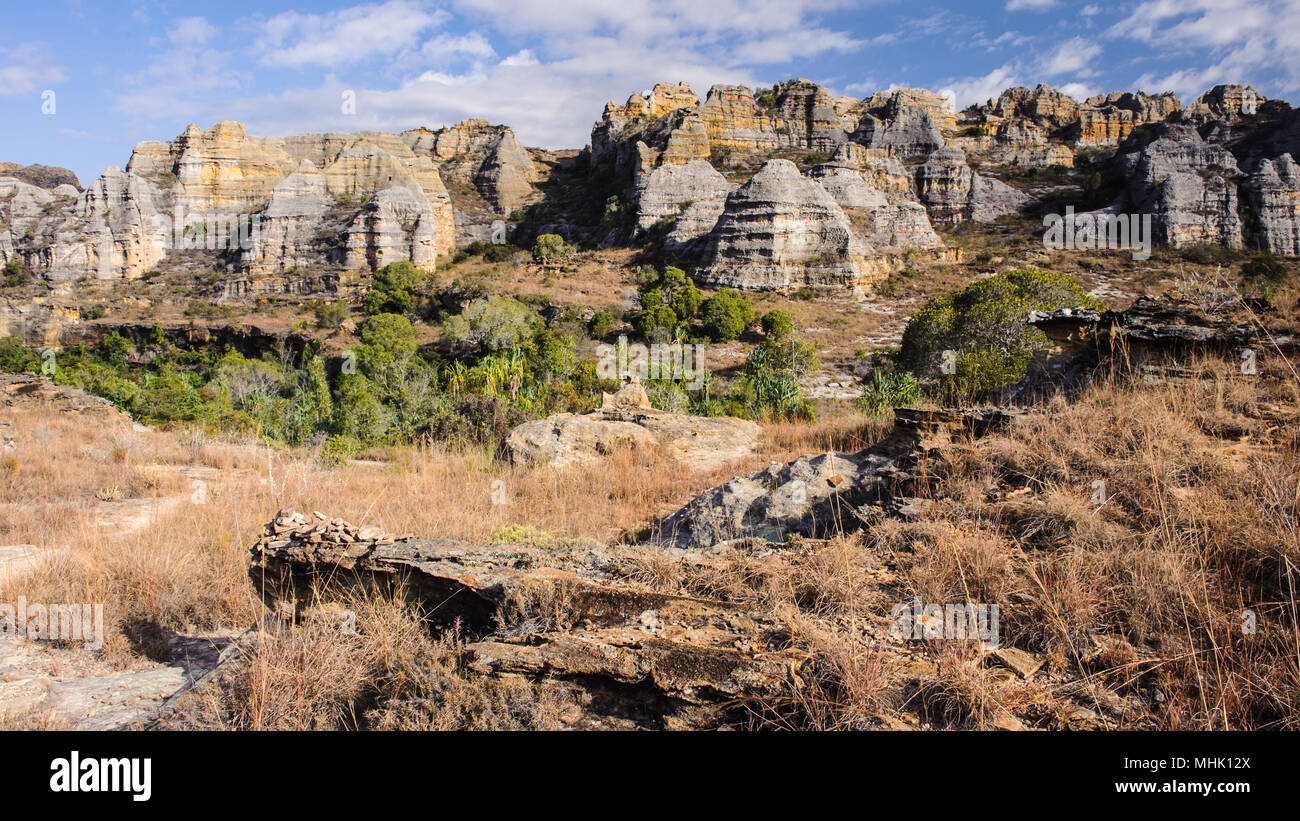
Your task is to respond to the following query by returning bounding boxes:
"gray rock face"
[3,121,488,281]
[853,105,944,159]
[807,166,941,250]
[968,173,1033,223]
[1181,84,1265,125]
[1122,124,1243,249]
[915,147,973,224]
[808,167,888,209]
[343,182,443,270]
[473,128,537,215]
[1247,154,1300,255]
[246,161,330,273]
[634,160,734,244]
[692,159,872,289]
[414,119,539,214]
[915,147,1029,224]
[46,166,170,281]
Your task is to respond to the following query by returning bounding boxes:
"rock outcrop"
[633,159,735,246]
[502,378,759,471]
[915,147,1030,224]
[691,159,875,289]
[0,162,80,190]
[1181,84,1265,125]
[1247,153,1300,255]
[1117,124,1244,249]
[1,119,541,280]
[412,119,539,214]
[1077,91,1181,146]
[654,408,1020,548]
[249,509,798,728]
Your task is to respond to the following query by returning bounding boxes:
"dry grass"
[3,317,1299,731]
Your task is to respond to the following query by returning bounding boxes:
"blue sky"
[2,0,1297,185]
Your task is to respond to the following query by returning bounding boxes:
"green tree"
[314,300,350,330]
[443,297,538,353]
[701,289,755,342]
[898,268,1104,401]
[760,309,794,340]
[531,233,573,263]
[362,261,423,316]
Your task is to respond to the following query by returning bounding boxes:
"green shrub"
[588,310,616,339]
[531,233,573,263]
[444,297,539,353]
[1242,253,1287,282]
[362,261,424,316]
[314,300,350,330]
[898,268,1103,401]
[701,289,754,342]
[483,243,520,263]
[760,309,794,340]
[2,257,30,287]
[857,369,921,416]
[319,434,361,467]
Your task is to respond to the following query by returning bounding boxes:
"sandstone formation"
[1117,124,1244,249]
[851,101,944,159]
[691,159,875,289]
[249,508,797,728]
[633,159,735,247]
[0,162,80,190]
[502,378,759,471]
[1181,84,1265,125]
[1248,154,1300,255]
[411,118,540,214]
[0,118,544,281]
[654,408,1019,548]
[915,147,1030,224]
[1077,90,1181,146]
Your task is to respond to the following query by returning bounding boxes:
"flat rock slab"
[0,639,186,730]
[503,406,759,472]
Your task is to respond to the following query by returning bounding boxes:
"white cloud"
[250,0,447,69]
[169,17,218,47]
[1110,0,1300,95]
[421,32,497,62]
[1006,0,1059,10]
[499,49,539,67]
[939,64,1019,109]
[0,42,67,96]
[1040,36,1102,77]
[1058,81,1099,100]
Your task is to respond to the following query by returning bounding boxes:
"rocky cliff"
[0,118,539,282]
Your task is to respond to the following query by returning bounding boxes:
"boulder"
[503,379,759,471]
[653,408,1020,548]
